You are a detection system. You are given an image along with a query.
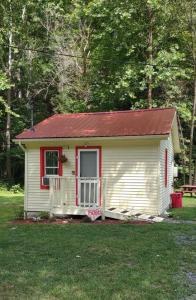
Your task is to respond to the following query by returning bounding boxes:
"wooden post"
[101,177,106,220]
[49,178,54,218]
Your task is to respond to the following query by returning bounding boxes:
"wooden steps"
[105,207,164,222]
[51,205,164,222]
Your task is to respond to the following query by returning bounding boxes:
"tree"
[174,0,196,184]
[0,0,195,186]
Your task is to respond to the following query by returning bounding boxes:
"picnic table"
[180,185,196,196]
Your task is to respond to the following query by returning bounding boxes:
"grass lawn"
[170,196,196,221]
[0,191,196,300]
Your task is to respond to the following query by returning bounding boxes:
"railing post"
[102,177,106,220]
[49,178,54,218]
[60,177,65,208]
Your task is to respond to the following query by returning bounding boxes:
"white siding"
[159,135,174,213]
[103,145,160,214]
[26,140,160,214]
[26,147,76,211]
[27,149,50,211]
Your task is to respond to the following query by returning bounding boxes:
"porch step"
[105,208,164,222]
[51,206,164,222]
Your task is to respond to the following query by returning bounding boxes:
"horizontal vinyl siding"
[27,149,49,211]
[160,136,174,213]
[26,141,160,214]
[26,147,76,211]
[103,145,159,214]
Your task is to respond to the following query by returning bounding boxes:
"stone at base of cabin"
[32,216,41,222]
[62,220,69,224]
[26,211,40,219]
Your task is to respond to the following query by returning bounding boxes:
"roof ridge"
[54,107,175,117]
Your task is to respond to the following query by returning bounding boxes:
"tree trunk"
[5,1,12,181]
[189,76,196,184]
[5,90,11,180]
[147,4,153,109]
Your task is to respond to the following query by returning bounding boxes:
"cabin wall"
[25,139,161,215]
[103,144,160,214]
[159,135,174,213]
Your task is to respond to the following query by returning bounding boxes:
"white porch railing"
[49,176,107,214]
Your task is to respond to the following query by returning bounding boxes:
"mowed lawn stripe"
[0,191,195,300]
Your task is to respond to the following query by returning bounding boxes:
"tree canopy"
[0,0,195,185]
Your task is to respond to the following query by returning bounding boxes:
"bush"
[0,182,9,191]
[15,207,24,220]
[38,211,50,219]
[10,184,23,194]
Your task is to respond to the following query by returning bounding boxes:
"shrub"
[38,211,50,219]
[15,207,25,220]
[10,184,23,194]
[0,182,9,191]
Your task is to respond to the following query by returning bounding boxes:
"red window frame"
[40,147,63,190]
[165,148,168,188]
[75,146,102,206]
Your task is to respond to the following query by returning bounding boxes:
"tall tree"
[174,0,196,184]
[5,0,13,180]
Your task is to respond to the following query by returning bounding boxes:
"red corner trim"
[40,146,63,190]
[75,146,102,206]
[165,148,168,188]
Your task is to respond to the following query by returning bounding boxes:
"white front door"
[78,149,99,207]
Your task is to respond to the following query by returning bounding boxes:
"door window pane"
[80,151,97,177]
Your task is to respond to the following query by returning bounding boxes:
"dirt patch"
[11,218,152,225]
[175,235,196,245]
[126,261,136,268]
[184,295,196,300]
[187,272,196,284]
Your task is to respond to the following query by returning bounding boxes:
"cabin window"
[40,147,62,189]
[45,151,59,175]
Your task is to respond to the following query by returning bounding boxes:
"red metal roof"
[15,108,176,140]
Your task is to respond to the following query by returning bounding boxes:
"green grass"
[170,196,196,221]
[0,190,23,224]
[0,191,196,300]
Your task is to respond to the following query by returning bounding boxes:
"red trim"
[40,146,63,189]
[75,146,102,206]
[165,148,168,188]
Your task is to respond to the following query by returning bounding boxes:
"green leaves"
[0,72,11,91]
[0,72,19,117]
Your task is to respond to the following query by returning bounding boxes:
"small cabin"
[14,108,180,219]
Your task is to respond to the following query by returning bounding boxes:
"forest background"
[0,0,195,187]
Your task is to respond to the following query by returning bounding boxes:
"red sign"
[86,208,102,221]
